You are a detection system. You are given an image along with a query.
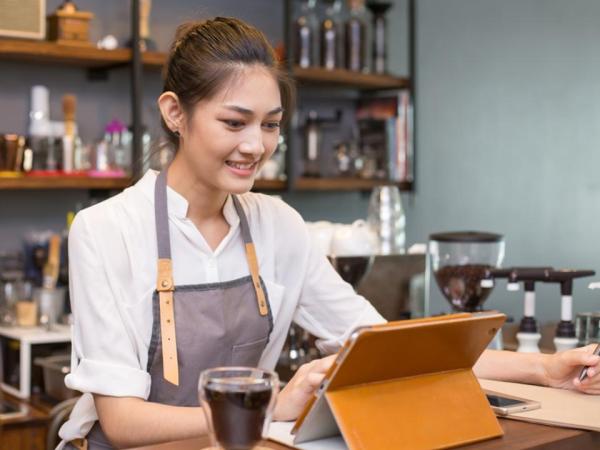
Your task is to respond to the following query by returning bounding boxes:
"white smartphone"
[485,391,541,416]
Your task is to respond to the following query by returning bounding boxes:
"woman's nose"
[238,128,265,155]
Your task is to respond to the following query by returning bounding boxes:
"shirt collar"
[136,169,240,227]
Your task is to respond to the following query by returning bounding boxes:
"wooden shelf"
[0,38,131,68]
[294,177,412,191]
[0,175,132,190]
[138,53,410,92]
[0,175,285,191]
[142,51,167,68]
[293,66,410,90]
[253,179,287,191]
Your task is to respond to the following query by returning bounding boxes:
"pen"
[578,342,600,382]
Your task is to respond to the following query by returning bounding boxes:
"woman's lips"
[225,160,258,177]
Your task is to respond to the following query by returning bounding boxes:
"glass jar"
[429,231,505,312]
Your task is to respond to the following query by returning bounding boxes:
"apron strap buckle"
[157,258,174,292]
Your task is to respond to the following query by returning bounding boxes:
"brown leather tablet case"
[292,312,506,449]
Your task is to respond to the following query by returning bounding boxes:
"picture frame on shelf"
[0,0,46,40]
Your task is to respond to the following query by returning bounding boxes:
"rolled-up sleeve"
[65,212,151,399]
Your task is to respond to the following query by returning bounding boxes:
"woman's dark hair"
[161,17,296,148]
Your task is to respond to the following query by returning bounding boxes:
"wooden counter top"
[129,419,600,450]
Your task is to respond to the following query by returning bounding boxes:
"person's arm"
[94,396,206,448]
[475,345,600,394]
[264,202,382,422]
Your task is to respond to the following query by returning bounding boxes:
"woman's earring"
[173,130,181,137]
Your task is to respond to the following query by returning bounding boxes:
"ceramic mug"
[331,220,377,256]
[306,221,335,255]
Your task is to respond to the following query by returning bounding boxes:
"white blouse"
[58,170,385,446]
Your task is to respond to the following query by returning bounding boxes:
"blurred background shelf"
[138,51,410,90]
[294,177,412,192]
[0,38,131,68]
[292,66,410,90]
[142,50,167,68]
[0,176,286,192]
[0,176,132,190]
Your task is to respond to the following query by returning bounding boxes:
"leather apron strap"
[231,195,269,316]
[154,169,178,385]
[154,170,268,386]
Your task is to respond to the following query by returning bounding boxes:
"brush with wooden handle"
[43,234,61,289]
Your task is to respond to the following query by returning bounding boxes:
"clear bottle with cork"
[27,85,52,172]
[62,94,77,173]
[294,0,318,68]
[320,0,344,70]
[345,0,369,72]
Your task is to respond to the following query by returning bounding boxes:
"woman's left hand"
[542,344,600,394]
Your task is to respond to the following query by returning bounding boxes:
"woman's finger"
[291,355,337,393]
[574,372,600,393]
[310,354,337,374]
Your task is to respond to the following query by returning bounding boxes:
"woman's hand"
[542,344,600,394]
[273,354,337,421]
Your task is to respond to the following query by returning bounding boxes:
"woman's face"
[178,65,283,194]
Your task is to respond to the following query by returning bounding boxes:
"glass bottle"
[345,0,368,72]
[367,185,406,255]
[294,0,318,68]
[366,1,393,74]
[320,0,343,70]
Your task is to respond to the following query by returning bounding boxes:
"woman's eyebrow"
[223,105,284,116]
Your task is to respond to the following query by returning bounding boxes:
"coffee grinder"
[544,269,595,351]
[429,232,505,349]
[429,231,505,312]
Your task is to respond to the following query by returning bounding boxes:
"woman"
[58,17,600,450]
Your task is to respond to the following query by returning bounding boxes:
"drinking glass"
[199,367,279,450]
[367,185,406,255]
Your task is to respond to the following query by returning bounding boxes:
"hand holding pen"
[542,344,600,394]
[578,343,600,382]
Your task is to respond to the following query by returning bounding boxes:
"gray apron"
[76,170,273,450]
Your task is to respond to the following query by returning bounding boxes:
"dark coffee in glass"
[199,368,279,450]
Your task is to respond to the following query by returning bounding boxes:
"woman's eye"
[263,122,281,130]
[223,120,244,128]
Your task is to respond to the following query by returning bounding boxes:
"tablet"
[291,311,506,447]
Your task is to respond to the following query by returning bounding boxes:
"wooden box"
[47,8,93,46]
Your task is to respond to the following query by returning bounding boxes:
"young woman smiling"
[57,17,600,450]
